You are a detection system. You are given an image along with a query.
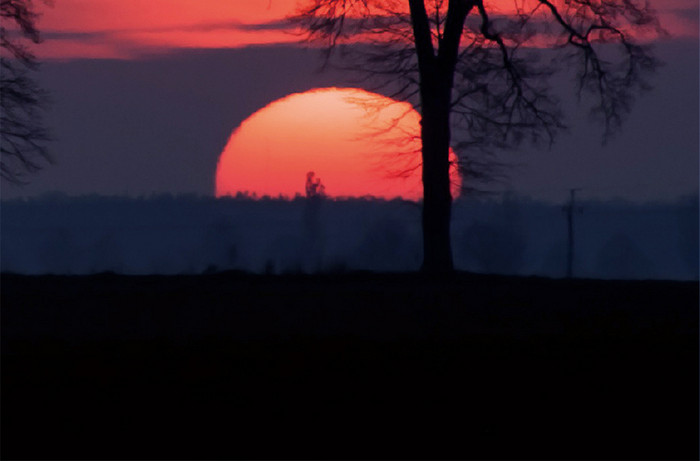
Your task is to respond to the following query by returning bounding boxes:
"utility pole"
[563,188,582,278]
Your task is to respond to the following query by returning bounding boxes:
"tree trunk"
[408,0,470,274]
[420,85,454,274]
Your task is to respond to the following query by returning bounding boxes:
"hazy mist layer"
[2,194,697,280]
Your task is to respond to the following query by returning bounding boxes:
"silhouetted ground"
[2,272,697,460]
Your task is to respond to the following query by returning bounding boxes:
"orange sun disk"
[215,87,460,201]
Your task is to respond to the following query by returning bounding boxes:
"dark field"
[2,272,698,460]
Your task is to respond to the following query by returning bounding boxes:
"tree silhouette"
[1,0,50,184]
[305,171,327,199]
[292,0,660,273]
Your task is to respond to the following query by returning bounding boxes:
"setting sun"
[215,87,460,201]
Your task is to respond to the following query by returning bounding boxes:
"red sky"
[36,0,298,58]
[35,0,698,59]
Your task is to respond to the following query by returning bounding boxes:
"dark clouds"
[2,46,350,198]
[42,18,296,40]
[1,40,697,202]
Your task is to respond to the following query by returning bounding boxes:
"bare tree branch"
[291,0,660,186]
[1,0,51,184]
[290,0,661,272]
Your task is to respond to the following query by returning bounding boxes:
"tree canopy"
[294,0,661,161]
[292,0,661,273]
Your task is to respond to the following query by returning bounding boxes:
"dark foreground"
[2,272,698,460]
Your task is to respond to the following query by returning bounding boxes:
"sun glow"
[215,87,460,201]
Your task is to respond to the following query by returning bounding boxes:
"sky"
[30,0,699,60]
[0,0,697,203]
